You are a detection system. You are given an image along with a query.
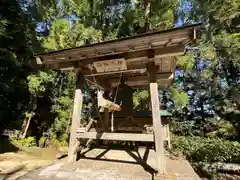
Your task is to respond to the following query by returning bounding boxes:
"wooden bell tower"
[34,23,200,177]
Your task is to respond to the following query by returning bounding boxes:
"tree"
[30,0,183,143]
[169,0,240,139]
[0,0,39,132]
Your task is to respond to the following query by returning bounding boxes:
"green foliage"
[0,3,239,171]
[0,20,7,36]
[25,112,33,119]
[198,42,217,61]
[171,117,239,140]
[213,31,240,68]
[177,55,195,70]
[27,71,56,97]
[170,120,197,136]
[49,96,72,137]
[43,19,102,50]
[205,118,237,139]
[0,0,40,129]
[11,136,36,148]
[133,90,149,109]
[39,136,46,147]
[50,135,68,147]
[171,88,189,108]
[201,0,239,26]
[172,135,240,163]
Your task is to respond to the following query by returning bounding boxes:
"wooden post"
[104,109,110,131]
[68,71,84,163]
[147,61,166,175]
[166,124,171,149]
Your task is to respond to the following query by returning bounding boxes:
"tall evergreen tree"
[0,0,39,131]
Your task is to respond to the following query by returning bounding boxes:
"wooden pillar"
[166,124,171,149]
[147,61,166,175]
[68,71,84,163]
[104,109,110,131]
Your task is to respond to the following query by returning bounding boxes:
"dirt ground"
[17,147,201,180]
[0,147,62,180]
[0,136,200,180]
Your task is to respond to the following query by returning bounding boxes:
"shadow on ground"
[0,135,19,154]
[78,146,157,175]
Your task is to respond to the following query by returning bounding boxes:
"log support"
[68,71,84,163]
[147,60,166,175]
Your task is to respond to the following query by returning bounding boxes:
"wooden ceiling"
[35,23,200,89]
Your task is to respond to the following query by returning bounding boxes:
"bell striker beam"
[68,71,84,162]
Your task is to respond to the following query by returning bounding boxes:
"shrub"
[204,118,237,140]
[39,136,47,147]
[170,120,198,136]
[11,136,36,148]
[171,135,240,163]
[50,135,68,147]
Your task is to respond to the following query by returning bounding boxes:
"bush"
[170,117,238,140]
[50,135,68,147]
[11,136,36,148]
[39,136,47,147]
[171,135,240,163]
[204,118,237,140]
[170,120,199,136]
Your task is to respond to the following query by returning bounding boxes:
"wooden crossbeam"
[76,132,154,142]
[85,118,96,132]
[76,118,96,133]
[84,68,146,77]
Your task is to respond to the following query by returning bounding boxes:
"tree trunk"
[144,0,151,32]
[22,113,33,139]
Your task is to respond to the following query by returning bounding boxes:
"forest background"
[0,0,239,179]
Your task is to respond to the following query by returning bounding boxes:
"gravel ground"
[17,147,201,180]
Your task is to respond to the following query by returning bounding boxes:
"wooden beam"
[147,61,166,174]
[39,27,192,60]
[166,124,171,149]
[109,73,171,82]
[84,68,146,77]
[73,141,81,155]
[73,118,96,154]
[85,118,96,132]
[41,45,185,66]
[76,132,154,142]
[104,109,110,132]
[147,61,157,82]
[68,71,84,163]
[110,79,172,88]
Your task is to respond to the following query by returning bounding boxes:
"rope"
[87,65,123,132]
[113,73,122,103]
[84,79,107,131]
[89,65,100,91]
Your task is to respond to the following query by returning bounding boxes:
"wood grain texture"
[68,71,84,163]
[38,24,199,64]
[76,132,154,142]
[150,83,166,174]
[148,61,166,174]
